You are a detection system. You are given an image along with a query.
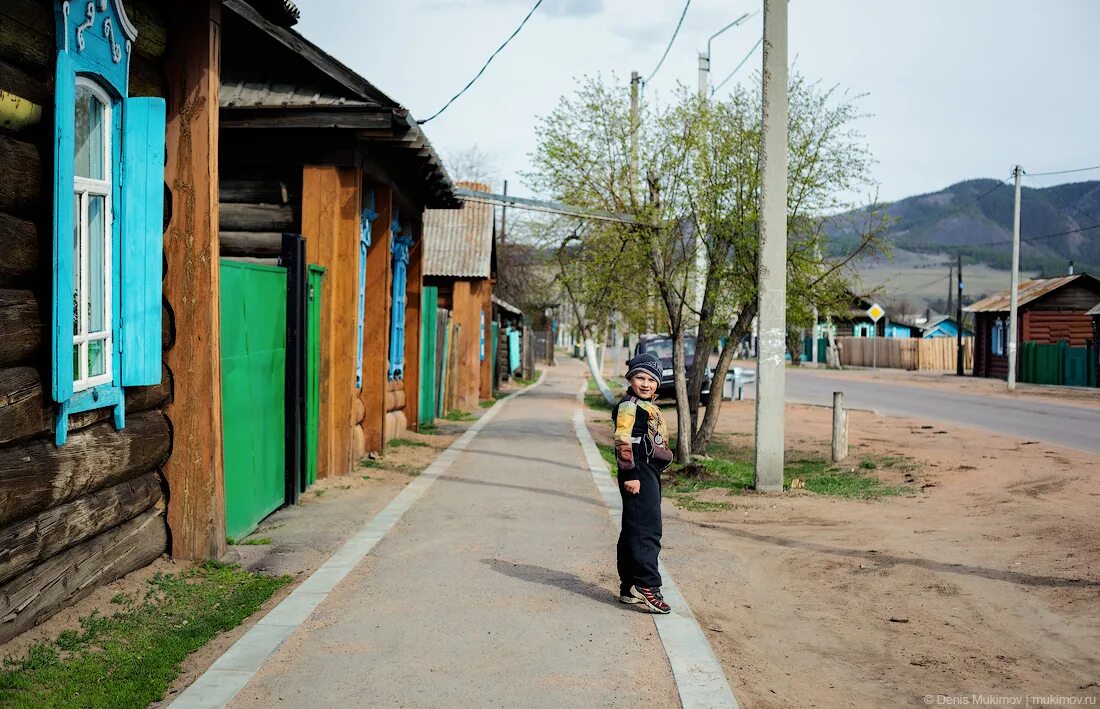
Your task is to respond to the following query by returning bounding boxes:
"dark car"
[632,334,710,400]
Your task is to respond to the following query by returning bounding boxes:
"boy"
[612,352,673,614]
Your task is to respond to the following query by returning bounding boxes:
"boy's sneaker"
[630,585,671,614]
[619,587,642,604]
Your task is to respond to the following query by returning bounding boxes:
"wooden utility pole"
[831,391,848,462]
[1007,165,1023,390]
[956,252,964,376]
[630,71,640,200]
[753,0,788,492]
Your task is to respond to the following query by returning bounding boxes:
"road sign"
[867,303,885,322]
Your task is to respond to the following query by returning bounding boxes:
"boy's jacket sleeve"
[614,400,637,474]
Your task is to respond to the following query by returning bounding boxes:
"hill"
[828,178,1100,280]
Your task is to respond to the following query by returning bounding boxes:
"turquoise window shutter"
[51,51,76,405]
[120,96,166,386]
[388,221,413,379]
[355,190,377,389]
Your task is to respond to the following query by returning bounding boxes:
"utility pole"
[1007,164,1023,391]
[698,51,709,98]
[753,0,787,493]
[629,71,640,201]
[946,265,953,316]
[956,252,964,376]
[500,178,508,293]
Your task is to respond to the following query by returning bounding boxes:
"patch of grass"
[313,488,326,497]
[596,443,618,476]
[360,459,382,469]
[479,399,496,408]
[0,561,291,708]
[662,434,911,502]
[108,593,132,606]
[584,392,614,413]
[514,369,545,388]
[239,537,272,546]
[394,463,425,476]
[387,438,428,449]
[444,409,477,422]
[860,459,878,470]
[668,494,733,512]
[419,423,438,434]
[360,474,371,480]
[224,536,236,545]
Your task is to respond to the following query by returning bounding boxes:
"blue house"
[920,316,972,339]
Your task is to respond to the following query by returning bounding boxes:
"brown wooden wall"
[361,185,392,454]
[1022,310,1094,347]
[302,165,360,478]
[403,224,423,432]
[0,0,177,643]
[479,281,493,401]
[449,279,491,412]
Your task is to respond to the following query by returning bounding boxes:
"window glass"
[87,195,106,333]
[74,87,105,180]
[88,339,106,377]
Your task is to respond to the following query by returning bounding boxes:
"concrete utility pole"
[753,0,787,493]
[1007,164,1023,391]
[956,252,964,376]
[630,71,640,199]
[698,12,752,98]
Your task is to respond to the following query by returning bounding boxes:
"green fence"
[305,265,325,488]
[220,260,288,541]
[419,286,438,427]
[1020,341,1097,388]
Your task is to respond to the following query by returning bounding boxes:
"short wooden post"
[831,391,848,463]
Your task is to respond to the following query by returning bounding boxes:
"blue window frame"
[992,318,1005,357]
[52,0,165,445]
[355,189,377,389]
[388,218,414,379]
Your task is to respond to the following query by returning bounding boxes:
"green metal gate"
[220,260,288,541]
[419,286,438,427]
[305,265,325,487]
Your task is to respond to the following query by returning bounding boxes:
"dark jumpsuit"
[612,392,665,592]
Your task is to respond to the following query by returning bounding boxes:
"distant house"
[884,320,923,338]
[965,274,1100,380]
[920,316,972,339]
[832,295,886,338]
[423,182,497,414]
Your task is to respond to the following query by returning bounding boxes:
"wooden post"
[479,282,492,400]
[162,0,225,561]
[361,185,392,453]
[403,222,423,431]
[301,166,359,477]
[831,391,848,463]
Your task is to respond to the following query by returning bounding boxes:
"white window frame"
[72,77,114,392]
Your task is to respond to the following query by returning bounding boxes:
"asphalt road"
[742,370,1100,455]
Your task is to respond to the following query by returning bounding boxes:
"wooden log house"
[0,0,457,642]
[966,274,1100,380]
[423,182,496,413]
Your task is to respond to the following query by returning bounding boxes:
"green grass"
[360,474,371,480]
[444,409,477,422]
[479,399,497,408]
[387,438,428,449]
[313,488,326,497]
[514,369,544,388]
[419,423,438,434]
[596,443,617,475]
[224,536,236,545]
[584,377,626,413]
[239,537,272,546]
[0,561,290,709]
[360,459,382,469]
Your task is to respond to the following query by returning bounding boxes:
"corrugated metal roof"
[964,275,1086,313]
[423,181,494,278]
[492,295,523,315]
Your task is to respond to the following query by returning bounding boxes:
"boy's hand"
[623,480,641,495]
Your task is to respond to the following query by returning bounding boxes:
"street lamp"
[699,12,756,98]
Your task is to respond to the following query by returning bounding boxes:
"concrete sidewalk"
[215,360,680,707]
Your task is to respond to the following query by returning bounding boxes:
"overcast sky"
[293,0,1100,204]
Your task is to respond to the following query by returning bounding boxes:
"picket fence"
[835,336,974,371]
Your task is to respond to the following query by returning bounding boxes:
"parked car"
[632,334,711,400]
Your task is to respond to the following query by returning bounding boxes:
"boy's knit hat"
[626,352,663,383]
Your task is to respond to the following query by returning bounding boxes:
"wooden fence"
[836,336,974,371]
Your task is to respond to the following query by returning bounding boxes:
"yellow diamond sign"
[867,303,885,322]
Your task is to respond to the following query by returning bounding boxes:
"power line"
[966,221,1100,248]
[1025,163,1100,178]
[1023,172,1100,227]
[417,0,544,125]
[711,36,762,95]
[645,0,692,83]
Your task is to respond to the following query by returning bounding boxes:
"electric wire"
[1025,164,1100,178]
[417,0,544,125]
[711,36,762,95]
[645,0,692,83]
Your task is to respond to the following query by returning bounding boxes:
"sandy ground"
[588,397,1100,707]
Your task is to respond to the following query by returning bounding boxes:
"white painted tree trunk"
[585,338,616,405]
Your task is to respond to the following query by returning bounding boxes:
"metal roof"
[964,275,1096,313]
[423,182,494,278]
[1087,302,1100,316]
[220,0,459,208]
[492,295,523,316]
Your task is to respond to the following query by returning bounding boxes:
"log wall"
[361,185,393,455]
[0,0,173,644]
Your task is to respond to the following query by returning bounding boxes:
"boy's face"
[629,372,659,399]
